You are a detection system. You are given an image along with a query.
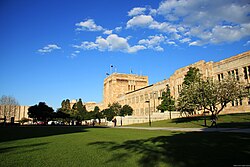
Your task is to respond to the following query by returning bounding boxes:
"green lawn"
[0,126,250,167]
[128,113,250,128]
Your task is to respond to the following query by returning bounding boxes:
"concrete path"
[115,126,250,133]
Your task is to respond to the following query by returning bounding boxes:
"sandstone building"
[0,105,29,123]
[103,50,250,116]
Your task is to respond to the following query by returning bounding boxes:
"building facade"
[103,50,250,116]
[0,105,29,123]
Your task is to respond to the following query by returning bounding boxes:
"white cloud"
[244,40,250,46]
[114,26,122,32]
[125,0,250,46]
[103,29,113,35]
[156,0,250,45]
[180,38,191,43]
[126,15,154,28]
[38,44,61,53]
[75,19,104,31]
[128,7,147,16]
[138,34,165,51]
[128,45,146,53]
[73,34,145,53]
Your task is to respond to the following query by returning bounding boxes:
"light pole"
[145,100,151,126]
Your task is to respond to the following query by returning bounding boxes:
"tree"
[102,108,116,121]
[120,105,133,116]
[0,95,19,125]
[93,106,102,124]
[109,102,122,115]
[177,67,202,115]
[198,77,247,117]
[178,71,248,124]
[183,67,201,86]
[28,102,54,123]
[157,85,176,119]
[158,85,176,112]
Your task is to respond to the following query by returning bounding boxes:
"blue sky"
[0,0,250,110]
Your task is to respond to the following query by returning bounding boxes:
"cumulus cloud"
[138,34,165,51]
[73,34,145,53]
[38,44,61,53]
[103,29,113,35]
[126,0,250,46]
[157,0,250,45]
[126,15,154,28]
[128,7,147,16]
[75,19,104,31]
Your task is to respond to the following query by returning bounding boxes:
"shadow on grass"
[0,126,107,143]
[90,132,250,167]
[217,122,250,128]
[171,115,208,123]
[0,142,50,154]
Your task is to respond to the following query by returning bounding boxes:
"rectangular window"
[248,66,250,77]
[231,70,235,77]
[243,67,248,79]
[228,71,231,76]
[218,74,221,81]
[235,69,239,81]
[221,73,224,79]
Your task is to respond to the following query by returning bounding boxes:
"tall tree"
[157,85,176,112]
[183,67,201,86]
[157,85,175,119]
[178,67,202,115]
[28,102,54,123]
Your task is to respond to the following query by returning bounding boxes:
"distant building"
[0,105,29,123]
[102,50,250,116]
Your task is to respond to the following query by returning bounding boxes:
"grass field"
[128,113,250,128]
[0,126,250,167]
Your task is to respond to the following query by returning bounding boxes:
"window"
[243,67,248,79]
[218,74,221,81]
[235,69,239,81]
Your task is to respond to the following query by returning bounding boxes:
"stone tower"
[103,73,148,108]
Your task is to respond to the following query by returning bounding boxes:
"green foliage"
[108,102,122,115]
[120,105,133,116]
[183,67,201,86]
[102,108,115,121]
[157,84,176,112]
[61,99,71,110]
[178,68,202,115]
[28,102,54,122]
[178,67,248,117]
